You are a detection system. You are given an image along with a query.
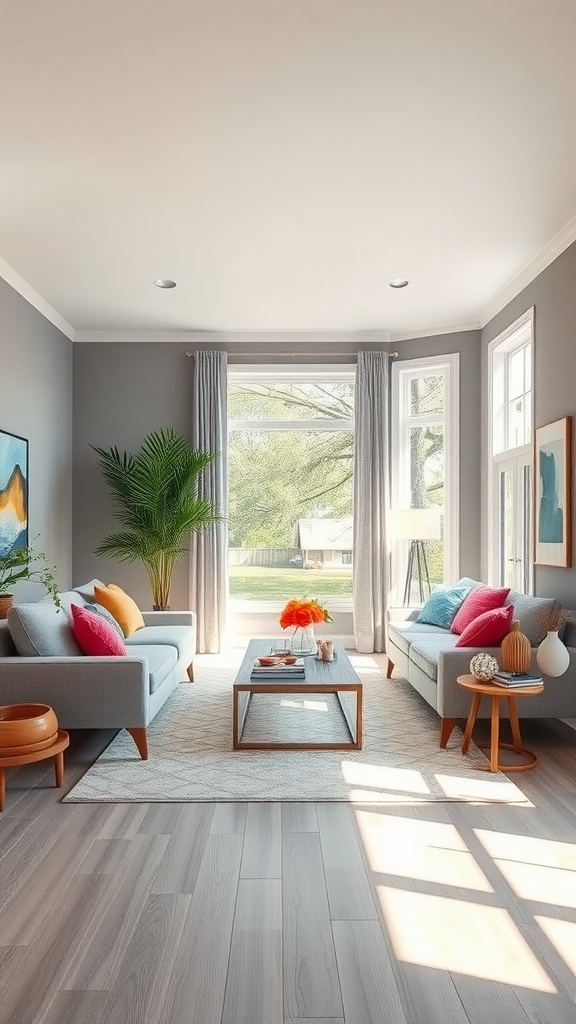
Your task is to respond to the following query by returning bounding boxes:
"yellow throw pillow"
[94,584,145,638]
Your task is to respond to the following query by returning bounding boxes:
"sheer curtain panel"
[190,351,228,652]
[353,351,389,652]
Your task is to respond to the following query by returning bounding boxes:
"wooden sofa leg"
[186,662,194,682]
[127,727,149,760]
[386,657,394,678]
[439,717,458,749]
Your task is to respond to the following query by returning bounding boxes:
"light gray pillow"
[7,602,82,657]
[505,591,561,646]
[74,579,105,603]
[84,601,124,637]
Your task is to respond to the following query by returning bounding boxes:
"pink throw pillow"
[70,603,127,656]
[455,604,514,647]
[450,584,510,635]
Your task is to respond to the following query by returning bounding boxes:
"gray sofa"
[386,578,576,747]
[0,581,196,759]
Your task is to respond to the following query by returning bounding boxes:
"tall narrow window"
[391,354,459,605]
[488,309,534,592]
[228,367,355,605]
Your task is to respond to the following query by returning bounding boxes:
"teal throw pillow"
[84,602,124,638]
[416,585,471,629]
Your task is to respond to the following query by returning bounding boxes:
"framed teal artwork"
[534,415,572,567]
[0,428,29,556]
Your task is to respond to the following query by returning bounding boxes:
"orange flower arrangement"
[279,597,332,630]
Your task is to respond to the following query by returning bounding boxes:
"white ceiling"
[2,0,576,342]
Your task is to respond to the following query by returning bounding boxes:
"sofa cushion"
[70,604,127,656]
[7,601,82,657]
[124,625,195,662]
[126,644,178,693]
[94,584,145,638]
[451,585,510,635]
[409,636,460,681]
[455,604,514,647]
[416,585,471,629]
[73,579,105,602]
[388,620,451,657]
[505,590,561,646]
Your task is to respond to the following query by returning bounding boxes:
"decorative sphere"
[469,653,499,681]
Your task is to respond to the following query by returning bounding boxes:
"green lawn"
[229,565,353,601]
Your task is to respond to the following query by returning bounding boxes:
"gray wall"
[0,278,73,597]
[73,334,482,612]
[481,239,576,606]
[391,330,482,581]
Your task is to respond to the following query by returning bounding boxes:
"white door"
[495,450,532,593]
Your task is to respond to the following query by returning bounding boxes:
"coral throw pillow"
[455,604,514,648]
[94,584,145,638]
[70,604,127,656]
[450,584,510,635]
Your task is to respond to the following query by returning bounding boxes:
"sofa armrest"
[386,607,421,624]
[141,611,196,627]
[0,656,150,727]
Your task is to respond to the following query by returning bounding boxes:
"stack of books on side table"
[250,658,306,680]
[492,670,543,688]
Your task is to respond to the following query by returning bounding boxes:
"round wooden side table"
[456,673,544,773]
[0,729,69,811]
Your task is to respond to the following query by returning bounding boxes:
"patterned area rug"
[64,651,528,804]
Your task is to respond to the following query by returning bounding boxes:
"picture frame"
[0,428,29,556]
[534,416,572,567]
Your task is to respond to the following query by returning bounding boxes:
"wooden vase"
[500,619,531,673]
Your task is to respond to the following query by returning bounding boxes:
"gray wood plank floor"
[2,713,576,1024]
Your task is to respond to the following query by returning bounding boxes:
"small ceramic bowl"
[257,656,281,667]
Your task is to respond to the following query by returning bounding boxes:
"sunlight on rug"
[64,650,530,805]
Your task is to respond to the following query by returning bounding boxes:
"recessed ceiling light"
[389,278,409,289]
[154,278,177,289]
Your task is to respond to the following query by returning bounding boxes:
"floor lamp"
[392,507,442,606]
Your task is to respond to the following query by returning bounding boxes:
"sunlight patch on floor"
[377,887,556,990]
[280,699,330,712]
[535,917,576,976]
[341,760,431,795]
[476,829,576,908]
[436,772,531,805]
[356,810,493,891]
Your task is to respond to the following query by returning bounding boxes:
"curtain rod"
[185,350,398,358]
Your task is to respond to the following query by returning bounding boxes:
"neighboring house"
[295,518,353,569]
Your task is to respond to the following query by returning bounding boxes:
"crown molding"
[73,328,393,345]
[480,213,576,328]
[391,320,481,343]
[0,258,75,340]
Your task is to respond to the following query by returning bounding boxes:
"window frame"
[486,308,534,591]
[390,352,460,605]
[227,364,356,612]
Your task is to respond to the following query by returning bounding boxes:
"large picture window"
[228,367,355,604]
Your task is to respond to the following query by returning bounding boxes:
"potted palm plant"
[0,539,61,617]
[92,428,221,609]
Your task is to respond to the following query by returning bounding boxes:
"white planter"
[536,630,570,678]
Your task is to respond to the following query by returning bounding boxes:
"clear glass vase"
[290,624,316,654]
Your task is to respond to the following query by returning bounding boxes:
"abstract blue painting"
[535,416,571,567]
[0,429,28,557]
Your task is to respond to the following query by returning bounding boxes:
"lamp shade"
[390,507,442,541]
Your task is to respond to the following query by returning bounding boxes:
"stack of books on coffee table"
[492,670,543,688]
[250,658,306,680]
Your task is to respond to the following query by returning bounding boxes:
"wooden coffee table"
[457,674,544,773]
[233,638,363,751]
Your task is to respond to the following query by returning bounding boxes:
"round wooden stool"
[457,673,544,773]
[0,729,69,811]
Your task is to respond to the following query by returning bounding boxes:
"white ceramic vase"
[290,624,316,654]
[536,629,570,677]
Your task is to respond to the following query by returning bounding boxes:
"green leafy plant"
[92,428,221,609]
[0,538,61,608]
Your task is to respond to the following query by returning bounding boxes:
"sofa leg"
[127,727,149,760]
[439,717,458,749]
[186,662,194,682]
[386,657,394,679]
